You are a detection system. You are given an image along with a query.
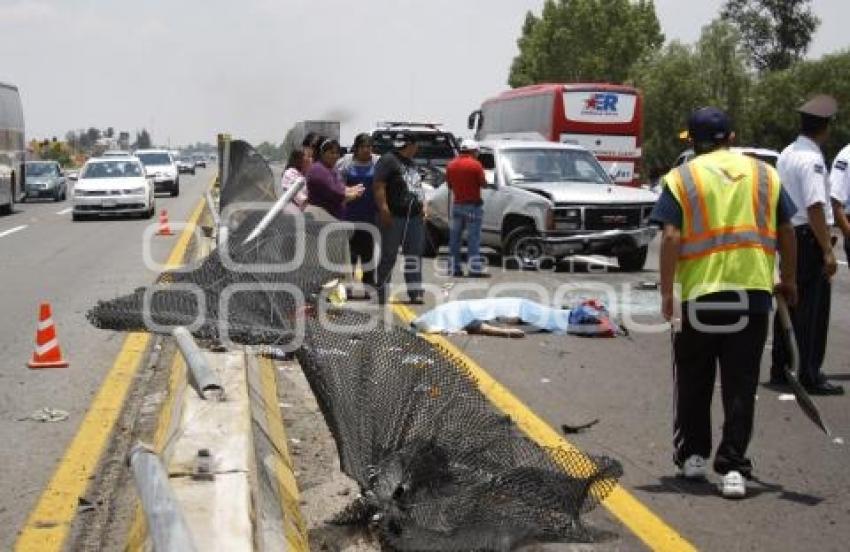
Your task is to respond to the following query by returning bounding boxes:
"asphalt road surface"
[395,238,850,551]
[0,168,212,548]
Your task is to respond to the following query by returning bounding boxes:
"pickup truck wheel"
[504,226,545,269]
[617,245,649,272]
[423,222,442,257]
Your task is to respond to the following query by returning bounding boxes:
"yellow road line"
[258,358,309,551]
[15,190,209,552]
[392,303,697,552]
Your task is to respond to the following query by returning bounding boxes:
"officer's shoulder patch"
[814,164,825,174]
[836,159,848,171]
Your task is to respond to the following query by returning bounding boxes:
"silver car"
[427,140,658,271]
[24,161,67,202]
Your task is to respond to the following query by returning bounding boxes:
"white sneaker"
[677,455,707,479]
[719,470,747,499]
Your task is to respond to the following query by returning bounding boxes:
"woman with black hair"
[337,133,379,286]
[305,136,364,220]
[278,148,310,211]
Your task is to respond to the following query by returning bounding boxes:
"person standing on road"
[373,132,425,305]
[770,95,844,396]
[829,141,850,270]
[446,139,488,278]
[652,107,798,498]
[337,133,379,287]
[278,148,310,211]
[305,137,364,220]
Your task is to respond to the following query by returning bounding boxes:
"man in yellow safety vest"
[650,107,798,498]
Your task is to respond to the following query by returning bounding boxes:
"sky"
[0,0,848,147]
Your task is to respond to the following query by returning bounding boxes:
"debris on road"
[562,419,600,434]
[19,407,70,423]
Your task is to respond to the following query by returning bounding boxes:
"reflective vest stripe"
[675,165,703,235]
[755,158,771,231]
[679,242,776,261]
[680,225,776,241]
[675,158,777,258]
[679,231,777,259]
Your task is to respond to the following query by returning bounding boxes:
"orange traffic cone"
[28,302,69,369]
[156,209,173,236]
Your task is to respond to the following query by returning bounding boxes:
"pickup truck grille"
[585,207,642,230]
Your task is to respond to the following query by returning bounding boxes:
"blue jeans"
[449,203,484,275]
[376,215,424,303]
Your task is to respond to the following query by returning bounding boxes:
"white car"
[427,140,658,270]
[72,157,155,221]
[135,149,180,196]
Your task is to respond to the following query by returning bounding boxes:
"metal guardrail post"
[243,177,306,244]
[172,327,223,400]
[128,443,198,552]
[204,190,220,228]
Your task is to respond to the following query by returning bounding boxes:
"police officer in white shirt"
[830,142,850,265]
[771,94,844,395]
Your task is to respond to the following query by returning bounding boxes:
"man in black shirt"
[373,132,425,305]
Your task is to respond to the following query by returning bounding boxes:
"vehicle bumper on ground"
[542,227,657,258]
[73,195,149,215]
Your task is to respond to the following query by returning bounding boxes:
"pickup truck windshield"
[502,149,610,185]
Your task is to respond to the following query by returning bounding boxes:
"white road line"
[56,207,72,215]
[839,260,848,266]
[0,225,27,239]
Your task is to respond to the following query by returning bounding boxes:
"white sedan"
[72,157,155,221]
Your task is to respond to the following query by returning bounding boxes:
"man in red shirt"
[446,139,488,277]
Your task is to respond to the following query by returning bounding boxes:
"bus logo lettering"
[583,93,619,115]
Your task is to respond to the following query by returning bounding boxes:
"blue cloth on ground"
[412,298,572,335]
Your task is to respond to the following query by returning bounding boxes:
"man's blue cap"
[688,107,732,143]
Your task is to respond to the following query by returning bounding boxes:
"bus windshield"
[501,148,610,185]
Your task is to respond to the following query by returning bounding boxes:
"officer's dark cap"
[688,107,732,143]
[797,94,838,119]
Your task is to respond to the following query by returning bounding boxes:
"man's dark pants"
[376,215,424,303]
[771,225,831,386]
[349,228,376,287]
[674,310,769,476]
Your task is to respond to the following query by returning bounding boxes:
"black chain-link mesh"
[296,309,622,550]
[87,142,622,550]
[87,211,349,345]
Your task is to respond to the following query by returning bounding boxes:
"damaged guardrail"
[172,326,224,400]
[128,443,198,552]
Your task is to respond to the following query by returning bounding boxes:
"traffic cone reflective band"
[28,302,69,369]
[157,209,173,236]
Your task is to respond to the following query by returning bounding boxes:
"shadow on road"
[635,476,824,505]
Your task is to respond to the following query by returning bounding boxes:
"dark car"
[24,161,67,202]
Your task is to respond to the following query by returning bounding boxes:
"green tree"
[256,141,283,162]
[745,50,850,158]
[508,0,664,87]
[134,129,152,149]
[631,41,704,170]
[631,20,752,170]
[721,0,819,72]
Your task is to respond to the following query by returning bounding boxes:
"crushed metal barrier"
[87,140,622,550]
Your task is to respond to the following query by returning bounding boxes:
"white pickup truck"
[426,140,658,271]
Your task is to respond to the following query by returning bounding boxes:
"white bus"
[0,82,25,214]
